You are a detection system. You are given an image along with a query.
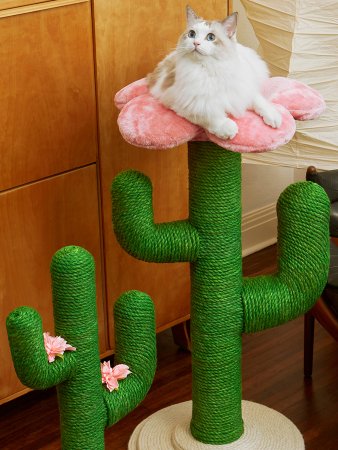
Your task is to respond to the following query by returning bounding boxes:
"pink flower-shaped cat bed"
[115,77,325,153]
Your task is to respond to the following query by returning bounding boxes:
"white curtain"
[241,0,338,170]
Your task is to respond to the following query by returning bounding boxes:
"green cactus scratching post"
[7,246,157,450]
[112,142,330,449]
[113,70,329,447]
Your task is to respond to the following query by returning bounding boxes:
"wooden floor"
[1,245,337,449]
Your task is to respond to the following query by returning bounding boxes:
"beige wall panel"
[0,166,106,403]
[0,2,97,191]
[93,0,229,348]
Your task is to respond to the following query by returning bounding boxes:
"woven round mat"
[128,401,304,450]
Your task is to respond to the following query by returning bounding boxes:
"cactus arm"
[6,306,76,390]
[242,181,330,333]
[103,290,156,427]
[111,169,200,262]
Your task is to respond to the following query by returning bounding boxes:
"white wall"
[233,0,295,255]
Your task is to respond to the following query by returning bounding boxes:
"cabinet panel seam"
[0,0,89,19]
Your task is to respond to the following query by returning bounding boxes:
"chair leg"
[171,320,191,351]
[304,312,315,378]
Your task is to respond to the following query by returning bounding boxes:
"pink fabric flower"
[101,361,131,392]
[43,332,76,363]
[105,375,119,392]
[114,77,325,153]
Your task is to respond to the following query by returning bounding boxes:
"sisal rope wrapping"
[242,181,330,332]
[111,140,329,445]
[6,306,76,389]
[188,142,244,444]
[112,170,200,263]
[50,246,106,450]
[7,246,157,449]
[103,290,156,427]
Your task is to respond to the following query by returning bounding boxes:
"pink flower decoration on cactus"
[101,361,131,392]
[43,332,76,363]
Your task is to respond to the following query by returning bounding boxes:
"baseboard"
[242,203,277,257]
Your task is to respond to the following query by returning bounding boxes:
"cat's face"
[177,7,238,59]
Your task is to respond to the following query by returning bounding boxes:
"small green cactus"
[6,246,156,450]
[111,141,330,445]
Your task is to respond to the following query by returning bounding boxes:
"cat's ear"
[221,12,238,39]
[186,5,200,27]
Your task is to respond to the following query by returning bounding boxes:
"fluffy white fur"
[147,6,281,139]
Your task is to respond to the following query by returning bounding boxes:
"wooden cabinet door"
[0,0,46,9]
[0,1,89,12]
[0,166,105,404]
[0,1,97,191]
[93,1,229,348]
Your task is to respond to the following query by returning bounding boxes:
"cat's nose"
[194,41,201,47]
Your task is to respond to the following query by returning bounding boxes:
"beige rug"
[129,400,305,449]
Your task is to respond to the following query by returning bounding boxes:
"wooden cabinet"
[0,0,229,404]
[0,0,103,404]
[0,1,97,191]
[0,166,105,402]
[0,1,46,10]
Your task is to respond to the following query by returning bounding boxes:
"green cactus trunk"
[189,142,244,443]
[51,247,106,450]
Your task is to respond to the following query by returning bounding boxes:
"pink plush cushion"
[115,77,325,153]
[117,94,199,149]
[262,77,325,120]
[204,105,296,153]
[115,78,149,110]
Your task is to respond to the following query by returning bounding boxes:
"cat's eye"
[206,33,216,41]
[188,30,196,39]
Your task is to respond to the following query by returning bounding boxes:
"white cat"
[147,6,282,140]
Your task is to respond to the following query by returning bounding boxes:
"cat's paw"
[210,118,238,140]
[262,107,282,129]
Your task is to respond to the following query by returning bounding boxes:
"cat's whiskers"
[174,47,191,56]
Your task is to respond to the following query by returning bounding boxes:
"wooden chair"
[304,166,338,377]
